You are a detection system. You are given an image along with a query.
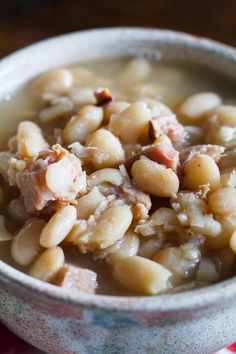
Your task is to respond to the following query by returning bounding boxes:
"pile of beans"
[1,58,236,296]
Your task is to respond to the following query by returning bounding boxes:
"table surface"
[1,0,236,352]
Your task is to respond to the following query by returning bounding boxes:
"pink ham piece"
[16,144,86,213]
[124,143,179,174]
[17,166,51,212]
[53,264,97,293]
[150,115,185,144]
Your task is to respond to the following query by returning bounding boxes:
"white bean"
[183,154,220,191]
[207,214,236,249]
[208,187,236,216]
[131,159,179,197]
[0,215,13,241]
[103,101,130,124]
[132,203,149,221]
[135,208,176,237]
[45,155,86,198]
[70,67,94,85]
[214,105,236,127]
[11,218,46,266]
[153,245,200,286]
[63,105,103,145]
[28,246,64,282]
[69,87,96,106]
[76,187,106,220]
[31,69,73,97]
[88,168,123,188]
[40,205,77,248]
[150,207,177,225]
[109,102,151,143]
[69,204,133,251]
[230,230,236,254]
[117,58,151,85]
[138,237,164,259]
[85,129,125,169]
[179,92,222,121]
[87,204,132,250]
[143,98,172,114]
[39,98,73,123]
[17,121,49,158]
[45,157,74,197]
[7,198,30,222]
[107,230,140,265]
[113,256,172,295]
[196,258,219,282]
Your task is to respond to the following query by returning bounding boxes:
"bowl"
[1,27,236,354]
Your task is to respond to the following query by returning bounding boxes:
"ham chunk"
[17,167,52,212]
[150,114,185,144]
[53,264,97,293]
[124,143,179,173]
[144,143,179,170]
[16,144,86,212]
[179,144,224,164]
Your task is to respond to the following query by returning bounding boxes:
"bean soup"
[1,57,236,295]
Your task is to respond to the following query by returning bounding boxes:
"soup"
[1,57,236,296]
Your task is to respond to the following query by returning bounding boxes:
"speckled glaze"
[1,28,236,354]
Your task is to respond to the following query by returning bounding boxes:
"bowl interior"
[1,27,236,312]
[1,27,236,96]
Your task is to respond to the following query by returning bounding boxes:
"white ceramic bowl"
[1,28,236,354]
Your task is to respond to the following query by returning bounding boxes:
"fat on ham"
[124,143,179,174]
[53,264,97,293]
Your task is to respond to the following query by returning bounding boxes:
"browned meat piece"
[17,144,86,213]
[53,264,97,293]
[179,144,224,164]
[124,143,179,174]
[94,87,112,106]
[144,143,179,170]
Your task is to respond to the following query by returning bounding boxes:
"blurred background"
[1,0,236,58]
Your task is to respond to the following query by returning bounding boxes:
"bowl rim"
[1,26,236,313]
